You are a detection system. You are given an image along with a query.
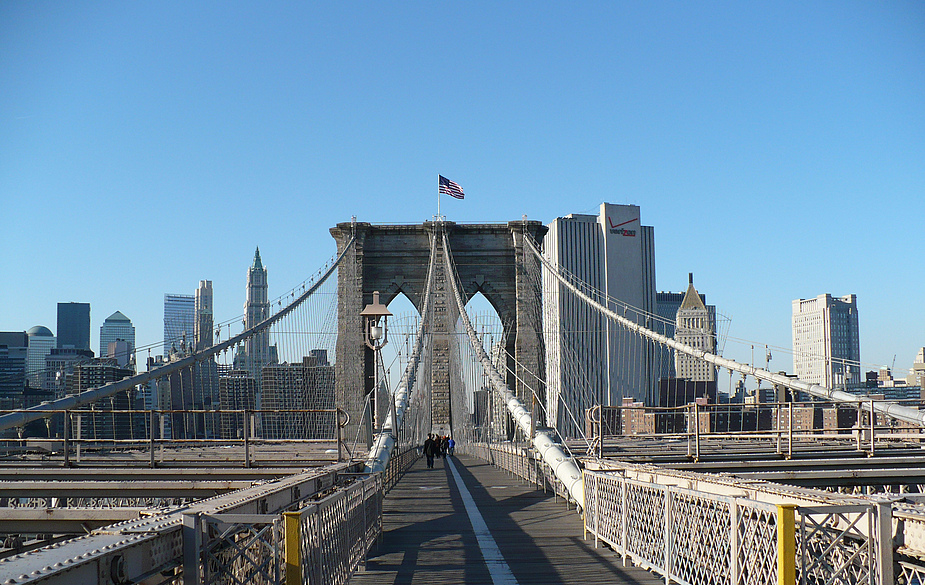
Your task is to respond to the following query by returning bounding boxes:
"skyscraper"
[99,311,135,366]
[26,326,55,388]
[674,274,716,382]
[543,203,657,437]
[0,332,28,412]
[57,302,90,350]
[195,280,214,351]
[163,294,195,356]
[235,248,276,388]
[792,294,861,388]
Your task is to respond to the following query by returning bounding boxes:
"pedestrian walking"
[447,436,455,456]
[423,434,438,468]
[440,435,449,457]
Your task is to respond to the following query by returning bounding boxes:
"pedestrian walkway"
[351,453,662,585]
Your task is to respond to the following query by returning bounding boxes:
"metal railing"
[461,441,572,502]
[587,400,925,460]
[582,469,889,585]
[382,443,421,493]
[0,407,348,467]
[283,474,382,585]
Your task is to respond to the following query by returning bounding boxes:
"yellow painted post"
[777,504,796,585]
[284,511,301,585]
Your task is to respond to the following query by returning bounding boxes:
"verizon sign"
[607,216,638,236]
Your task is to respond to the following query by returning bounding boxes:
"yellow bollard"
[284,511,301,585]
[777,504,796,585]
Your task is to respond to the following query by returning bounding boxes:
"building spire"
[680,273,706,310]
[252,247,263,270]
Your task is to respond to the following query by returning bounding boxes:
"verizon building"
[544,203,656,437]
[792,294,860,388]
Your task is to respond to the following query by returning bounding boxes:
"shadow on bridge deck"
[352,454,661,585]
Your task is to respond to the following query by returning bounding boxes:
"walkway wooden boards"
[351,454,662,585]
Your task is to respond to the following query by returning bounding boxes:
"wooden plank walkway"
[351,453,663,584]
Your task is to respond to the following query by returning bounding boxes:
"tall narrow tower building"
[235,249,276,388]
[195,280,214,351]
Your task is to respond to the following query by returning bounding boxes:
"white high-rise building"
[100,311,135,366]
[792,294,860,388]
[26,326,56,388]
[195,280,214,351]
[544,203,656,437]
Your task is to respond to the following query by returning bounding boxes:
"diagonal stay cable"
[441,230,585,507]
[525,235,925,428]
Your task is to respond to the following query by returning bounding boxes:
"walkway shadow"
[447,456,658,584]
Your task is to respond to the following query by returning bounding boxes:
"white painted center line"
[446,457,518,585]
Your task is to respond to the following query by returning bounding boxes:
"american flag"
[438,175,465,199]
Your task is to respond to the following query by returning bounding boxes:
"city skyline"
[1,3,923,376]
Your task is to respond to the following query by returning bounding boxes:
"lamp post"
[361,291,392,433]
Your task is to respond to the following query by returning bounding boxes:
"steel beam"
[0,509,145,534]
[0,481,253,498]
[0,461,362,584]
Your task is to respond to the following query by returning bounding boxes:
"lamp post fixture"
[361,291,392,432]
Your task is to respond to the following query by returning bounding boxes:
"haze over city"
[2,2,923,375]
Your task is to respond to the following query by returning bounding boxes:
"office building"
[44,348,94,396]
[195,280,214,351]
[654,280,716,381]
[0,332,28,412]
[26,326,56,388]
[674,274,716,382]
[57,302,90,350]
[71,358,138,440]
[234,248,277,394]
[164,294,195,356]
[792,294,860,388]
[261,350,335,439]
[99,311,135,367]
[907,348,925,389]
[544,203,656,438]
[219,370,257,439]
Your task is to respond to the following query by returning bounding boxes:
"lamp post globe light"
[361,291,392,431]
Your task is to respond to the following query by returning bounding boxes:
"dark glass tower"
[57,302,90,350]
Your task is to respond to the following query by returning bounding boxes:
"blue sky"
[1,2,923,375]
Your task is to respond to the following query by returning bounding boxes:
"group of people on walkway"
[422,433,455,468]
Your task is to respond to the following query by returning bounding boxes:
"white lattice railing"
[461,441,573,501]
[583,469,886,585]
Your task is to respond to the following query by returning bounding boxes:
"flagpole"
[437,175,441,221]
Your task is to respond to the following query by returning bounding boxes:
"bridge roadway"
[353,453,661,585]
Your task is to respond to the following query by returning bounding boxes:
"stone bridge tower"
[330,220,547,446]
